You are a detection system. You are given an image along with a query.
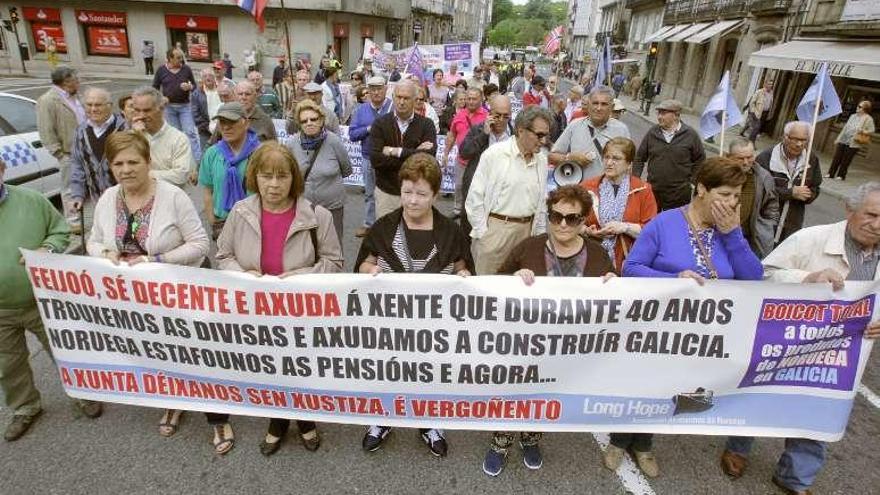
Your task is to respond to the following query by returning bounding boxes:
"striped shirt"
[845,231,879,281]
[376,223,455,274]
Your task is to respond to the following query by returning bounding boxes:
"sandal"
[212,423,235,455]
[300,429,320,452]
[158,409,183,437]
[260,432,283,457]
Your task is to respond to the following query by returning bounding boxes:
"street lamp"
[6,7,26,74]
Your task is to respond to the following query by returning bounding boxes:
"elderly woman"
[581,137,658,271]
[482,184,615,477]
[414,85,440,133]
[286,100,352,242]
[440,89,467,135]
[356,153,474,457]
[429,68,449,116]
[216,141,343,456]
[827,99,875,181]
[605,156,764,478]
[85,131,211,445]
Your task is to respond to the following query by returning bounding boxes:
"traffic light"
[9,7,19,24]
[647,43,658,63]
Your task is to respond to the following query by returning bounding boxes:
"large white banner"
[23,251,877,441]
[363,39,480,77]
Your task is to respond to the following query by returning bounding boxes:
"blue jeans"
[164,103,202,163]
[726,436,826,491]
[361,156,376,227]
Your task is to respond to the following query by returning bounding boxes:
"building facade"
[623,0,664,79]
[398,0,454,47]
[0,0,409,78]
[568,0,598,68]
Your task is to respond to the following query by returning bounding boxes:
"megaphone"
[553,161,584,186]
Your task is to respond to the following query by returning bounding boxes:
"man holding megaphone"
[549,86,630,182]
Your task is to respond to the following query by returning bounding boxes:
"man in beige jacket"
[37,66,85,232]
[742,79,774,145]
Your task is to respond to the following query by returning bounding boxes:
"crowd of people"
[0,53,878,495]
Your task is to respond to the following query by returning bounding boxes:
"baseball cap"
[303,82,323,93]
[366,76,386,87]
[212,60,225,70]
[656,99,683,112]
[212,102,246,121]
[613,98,625,111]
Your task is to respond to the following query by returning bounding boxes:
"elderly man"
[349,76,393,237]
[321,66,344,120]
[272,57,287,88]
[369,81,437,218]
[756,121,822,243]
[445,87,488,218]
[229,80,277,142]
[288,82,341,134]
[36,66,85,232]
[742,78,774,144]
[247,71,282,119]
[549,85,631,179]
[444,62,462,86]
[361,57,375,78]
[199,102,260,240]
[726,138,780,258]
[466,105,553,275]
[459,94,515,238]
[0,158,102,442]
[152,48,201,163]
[212,60,235,87]
[633,99,706,211]
[131,86,195,188]
[69,87,126,242]
[719,182,880,495]
[564,85,584,121]
[192,68,221,150]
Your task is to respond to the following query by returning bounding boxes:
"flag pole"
[279,0,295,79]
[719,109,727,157]
[774,64,825,244]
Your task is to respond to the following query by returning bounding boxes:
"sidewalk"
[616,92,864,203]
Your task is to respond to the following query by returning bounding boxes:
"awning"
[653,24,690,42]
[749,40,880,81]
[667,22,712,43]
[685,20,742,44]
[612,58,640,65]
[643,25,674,44]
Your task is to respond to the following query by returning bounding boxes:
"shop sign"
[186,32,209,60]
[31,23,67,53]
[76,10,127,26]
[333,23,349,38]
[794,59,856,78]
[361,24,374,38]
[165,15,219,31]
[22,7,62,23]
[86,26,130,56]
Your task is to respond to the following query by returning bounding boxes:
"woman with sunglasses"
[414,85,440,133]
[216,141,343,456]
[481,184,615,476]
[286,100,352,243]
[86,130,210,444]
[581,137,658,272]
[605,156,763,478]
[356,153,474,458]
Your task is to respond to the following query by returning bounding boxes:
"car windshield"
[0,96,38,133]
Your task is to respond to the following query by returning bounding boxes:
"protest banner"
[23,250,876,441]
[364,39,480,77]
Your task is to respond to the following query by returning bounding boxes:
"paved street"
[1,75,878,495]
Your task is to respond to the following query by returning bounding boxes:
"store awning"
[667,22,712,43]
[749,40,880,81]
[612,58,640,65]
[653,24,691,42]
[685,20,742,44]
[643,25,674,44]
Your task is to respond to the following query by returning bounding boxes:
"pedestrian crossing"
[0,78,111,94]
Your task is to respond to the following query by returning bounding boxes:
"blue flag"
[699,71,743,140]
[796,62,842,123]
[594,37,612,86]
[404,43,427,85]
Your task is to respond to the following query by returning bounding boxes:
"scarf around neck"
[219,129,260,212]
[597,175,630,263]
[300,129,327,150]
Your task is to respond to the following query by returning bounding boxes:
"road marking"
[2,79,112,93]
[592,433,656,495]
[858,383,880,410]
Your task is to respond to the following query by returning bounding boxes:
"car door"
[0,94,62,198]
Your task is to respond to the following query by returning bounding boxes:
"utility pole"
[279,0,294,77]
[7,7,26,74]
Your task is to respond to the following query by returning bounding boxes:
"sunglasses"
[300,116,322,124]
[548,210,584,225]
[527,127,549,140]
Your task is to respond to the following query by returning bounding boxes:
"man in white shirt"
[466,105,553,275]
[130,86,195,188]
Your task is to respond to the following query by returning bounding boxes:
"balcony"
[663,0,695,24]
[412,0,452,17]
[750,0,792,16]
[719,0,749,18]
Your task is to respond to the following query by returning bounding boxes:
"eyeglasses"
[526,127,549,141]
[492,113,511,119]
[548,210,584,225]
[416,97,425,101]
[299,116,322,124]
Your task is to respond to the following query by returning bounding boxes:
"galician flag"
[796,62,842,123]
[699,70,743,139]
[235,0,268,32]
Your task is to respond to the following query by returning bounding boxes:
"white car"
[0,92,62,199]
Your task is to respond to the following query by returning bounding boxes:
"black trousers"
[267,418,317,437]
[610,432,653,452]
[144,57,154,75]
[827,143,859,180]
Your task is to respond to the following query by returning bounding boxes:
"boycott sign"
[23,251,877,441]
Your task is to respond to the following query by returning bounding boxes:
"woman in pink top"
[216,142,343,456]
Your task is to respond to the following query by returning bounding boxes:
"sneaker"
[521,441,543,469]
[632,449,660,478]
[482,447,508,476]
[4,411,42,441]
[362,425,391,452]
[74,399,103,419]
[421,428,448,457]
[603,444,625,470]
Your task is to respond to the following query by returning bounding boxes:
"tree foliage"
[491,0,514,28]
[487,0,568,48]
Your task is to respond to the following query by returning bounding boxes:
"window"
[0,97,38,133]
[169,30,220,62]
[76,10,130,57]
